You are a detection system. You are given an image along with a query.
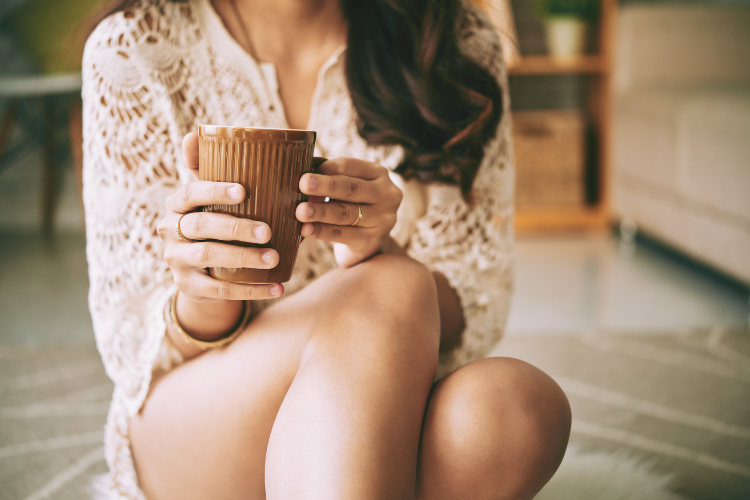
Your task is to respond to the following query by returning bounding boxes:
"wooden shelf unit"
[508,55,604,75]
[514,205,610,232]
[508,0,617,234]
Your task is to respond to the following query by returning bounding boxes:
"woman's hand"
[296,158,403,268]
[156,133,284,303]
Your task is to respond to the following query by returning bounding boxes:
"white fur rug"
[536,447,684,500]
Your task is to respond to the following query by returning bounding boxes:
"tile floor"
[0,228,749,499]
[507,234,749,336]
[0,232,92,346]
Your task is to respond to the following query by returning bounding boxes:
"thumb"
[182,132,200,172]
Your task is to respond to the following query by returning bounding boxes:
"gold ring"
[350,203,363,227]
[176,214,194,243]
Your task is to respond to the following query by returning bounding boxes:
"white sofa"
[613,4,750,285]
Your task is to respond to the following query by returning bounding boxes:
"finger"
[178,270,284,300]
[316,157,384,180]
[301,222,380,250]
[165,241,279,270]
[178,212,271,244]
[296,201,371,228]
[300,173,380,204]
[166,181,245,213]
[182,132,199,172]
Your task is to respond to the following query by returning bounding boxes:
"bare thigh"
[130,271,346,500]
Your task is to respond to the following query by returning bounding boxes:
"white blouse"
[82,0,514,497]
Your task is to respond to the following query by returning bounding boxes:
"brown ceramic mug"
[198,125,325,284]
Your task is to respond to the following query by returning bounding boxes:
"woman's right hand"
[156,181,284,302]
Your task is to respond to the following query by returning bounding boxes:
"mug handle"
[310,157,330,203]
[300,157,329,242]
[312,157,328,171]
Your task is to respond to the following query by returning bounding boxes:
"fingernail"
[254,225,265,240]
[262,251,272,264]
[270,285,282,297]
[228,186,241,199]
[308,175,317,190]
[307,205,315,218]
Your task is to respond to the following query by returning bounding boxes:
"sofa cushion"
[616,5,750,93]
[616,87,750,222]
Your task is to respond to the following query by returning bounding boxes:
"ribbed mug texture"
[198,125,316,284]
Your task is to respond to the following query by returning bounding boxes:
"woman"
[83,0,571,498]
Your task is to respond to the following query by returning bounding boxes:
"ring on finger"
[176,214,194,243]
[350,203,363,227]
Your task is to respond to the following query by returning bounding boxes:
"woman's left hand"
[296,157,403,268]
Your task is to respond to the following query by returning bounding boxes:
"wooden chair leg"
[42,98,58,236]
[0,103,15,165]
[68,98,84,227]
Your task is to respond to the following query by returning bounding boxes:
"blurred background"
[0,0,748,499]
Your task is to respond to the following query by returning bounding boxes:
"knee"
[357,254,438,310]
[302,254,440,373]
[436,357,570,453]
[334,253,440,336]
[421,358,571,498]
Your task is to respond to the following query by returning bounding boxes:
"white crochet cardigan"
[82,0,514,497]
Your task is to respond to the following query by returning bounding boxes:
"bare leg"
[131,255,568,500]
[131,277,317,499]
[416,358,572,500]
[265,255,440,500]
[130,254,439,500]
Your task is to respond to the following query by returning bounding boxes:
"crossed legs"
[130,254,570,500]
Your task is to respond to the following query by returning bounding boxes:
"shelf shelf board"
[514,205,611,233]
[508,55,606,76]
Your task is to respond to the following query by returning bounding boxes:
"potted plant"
[537,0,599,59]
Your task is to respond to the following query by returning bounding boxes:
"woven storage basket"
[512,111,586,208]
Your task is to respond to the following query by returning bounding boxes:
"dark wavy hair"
[90,0,502,198]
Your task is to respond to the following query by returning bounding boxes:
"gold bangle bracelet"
[169,290,251,350]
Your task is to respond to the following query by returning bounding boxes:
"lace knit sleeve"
[82,11,180,417]
[408,7,515,378]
